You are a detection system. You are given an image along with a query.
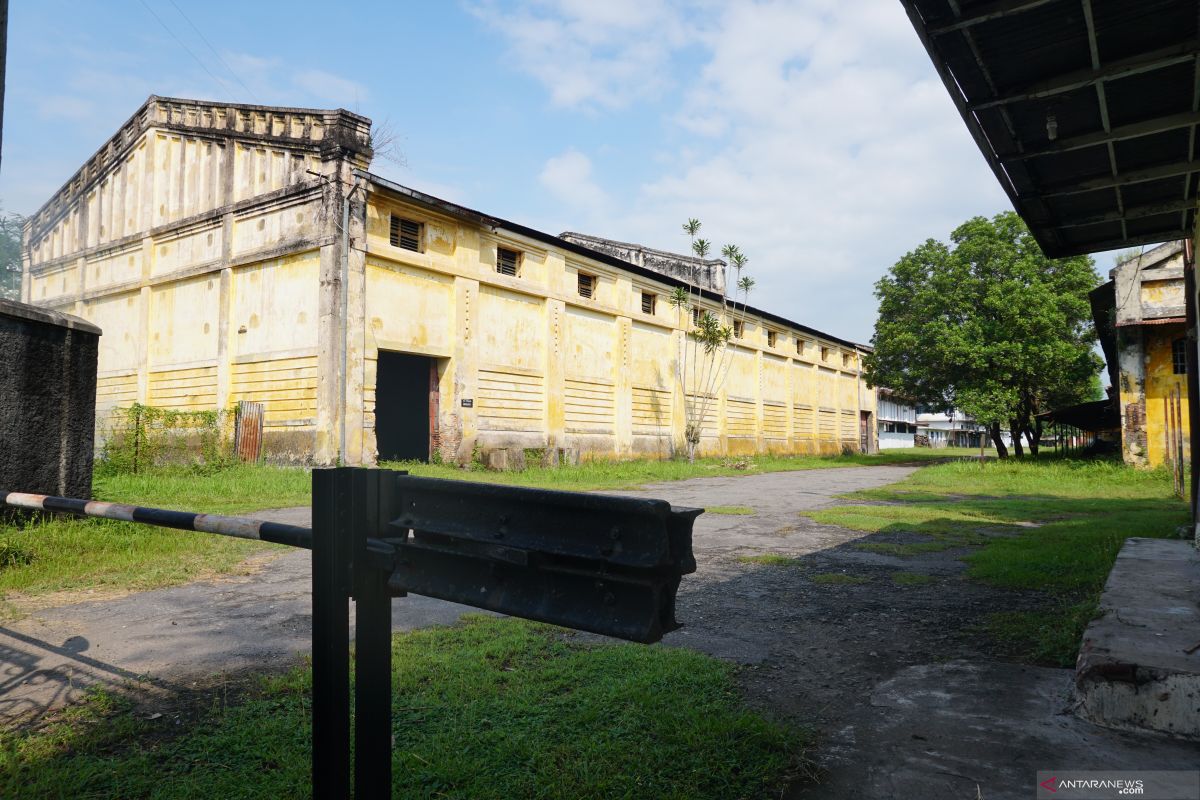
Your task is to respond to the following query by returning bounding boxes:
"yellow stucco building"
[1093,241,1190,468]
[22,97,875,466]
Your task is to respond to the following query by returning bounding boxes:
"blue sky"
[1,0,1034,343]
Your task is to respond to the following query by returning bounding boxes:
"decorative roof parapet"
[27,95,373,240]
[559,231,727,295]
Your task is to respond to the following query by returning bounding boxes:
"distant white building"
[877,389,918,449]
[916,408,1013,449]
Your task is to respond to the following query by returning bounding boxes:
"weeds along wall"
[22,97,874,466]
[97,403,235,475]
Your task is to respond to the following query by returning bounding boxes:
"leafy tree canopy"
[864,211,1102,456]
[0,208,23,301]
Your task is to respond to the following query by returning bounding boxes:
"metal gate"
[234,401,264,462]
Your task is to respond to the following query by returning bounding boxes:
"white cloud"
[475,0,1008,342]
[467,0,692,110]
[539,149,609,217]
[293,69,369,107]
[33,94,96,121]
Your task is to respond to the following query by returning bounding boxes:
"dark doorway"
[375,351,437,462]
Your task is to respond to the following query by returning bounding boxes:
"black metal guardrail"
[1,467,701,800]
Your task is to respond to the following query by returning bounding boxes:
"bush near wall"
[97,404,236,475]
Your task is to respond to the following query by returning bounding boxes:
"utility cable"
[137,0,236,100]
[166,0,260,103]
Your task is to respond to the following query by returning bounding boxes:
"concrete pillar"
[315,245,342,465]
[754,347,764,453]
[785,354,795,454]
[215,267,233,409]
[452,275,480,464]
[343,177,368,465]
[615,315,633,457]
[315,161,348,466]
[136,284,151,404]
[1118,327,1148,466]
[545,297,566,450]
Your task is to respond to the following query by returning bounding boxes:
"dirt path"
[2,465,1194,797]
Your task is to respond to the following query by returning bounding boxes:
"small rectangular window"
[732,320,744,339]
[796,338,806,355]
[641,292,656,315]
[820,346,829,361]
[497,247,521,277]
[842,352,852,368]
[577,272,595,299]
[692,307,703,326]
[766,330,777,348]
[1173,337,1188,375]
[389,215,422,252]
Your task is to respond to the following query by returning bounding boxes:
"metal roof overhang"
[902,0,1200,257]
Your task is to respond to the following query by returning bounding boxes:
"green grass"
[0,617,808,800]
[804,458,1187,665]
[94,463,312,514]
[0,517,265,604]
[809,573,869,585]
[853,540,973,556]
[0,464,311,607]
[0,449,964,606]
[737,554,803,566]
[706,505,756,515]
[382,448,978,493]
[891,571,936,586]
[734,554,801,566]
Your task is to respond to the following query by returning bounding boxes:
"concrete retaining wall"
[0,299,101,499]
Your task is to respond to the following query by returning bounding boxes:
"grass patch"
[809,573,869,585]
[891,571,936,586]
[811,504,1006,539]
[811,458,1186,666]
[0,464,311,606]
[738,554,803,566]
[94,463,311,514]
[0,449,969,606]
[983,599,1099,666]
[381,448,980,493]
[853,540,969,556]
[0,617,809,799]
[706,505,755,515]
[0,516,264,603]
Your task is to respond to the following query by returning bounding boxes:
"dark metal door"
[375,351,433,462]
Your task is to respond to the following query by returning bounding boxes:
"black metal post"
[1185,252,1199,514]
[352,468,393,799]
[312,468,353,800]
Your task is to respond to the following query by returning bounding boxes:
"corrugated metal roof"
[903,0,1200,258]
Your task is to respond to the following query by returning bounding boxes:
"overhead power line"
[166,0,260,103]
[137,0,236,100]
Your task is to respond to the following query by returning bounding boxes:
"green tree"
[0,209,24,301]
[864,211,1101,458]
[667,218,753,463]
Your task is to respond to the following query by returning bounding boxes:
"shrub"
[97,403,235,476]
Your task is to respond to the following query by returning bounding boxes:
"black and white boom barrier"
[2,468,701,799]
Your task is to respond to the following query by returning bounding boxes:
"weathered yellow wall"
[1143,325,1190,468]
[358,190,876,462]
[23,99,344,459]
[25,96,874,465]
